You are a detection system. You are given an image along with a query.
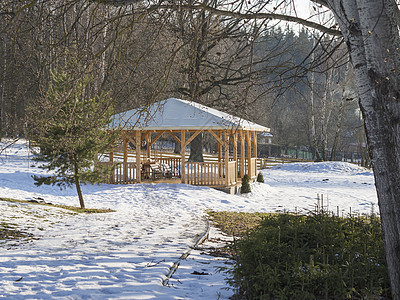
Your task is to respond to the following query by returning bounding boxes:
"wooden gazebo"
[99,98,270,189]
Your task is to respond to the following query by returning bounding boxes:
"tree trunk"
[309,37,321,161]
[0,34,8,137]
[320,68,334,161]
[330,96,345,161]
[188,133,204,162]
[326,0,400,297]
[331,64,351,161]
[73,158,85,209]
[174,142,180,154]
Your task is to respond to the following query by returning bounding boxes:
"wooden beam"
[148,131,165,147]
[224,130,229,186]
[126,135,136,147]
[123,135,128,183]
[246,131,252,178]
[218,131,222,176]
[240,130,245,179]
[233,131,238,183]
[181,130,186,184]
[136,131,141,183]
[146,133,151,159]
[253,131,257,158]
[183,130,202,147]
[168,130,181,144]
[207,129,224,145]
[108,145,114,184]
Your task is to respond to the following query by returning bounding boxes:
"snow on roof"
[108,98,270,132]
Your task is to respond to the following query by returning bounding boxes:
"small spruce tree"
[241,174,251,194]
[28,61,115,209]
[257,172,264,183]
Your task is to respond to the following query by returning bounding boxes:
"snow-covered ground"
[0,140,378,299]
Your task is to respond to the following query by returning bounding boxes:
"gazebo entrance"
[97,98,269,188]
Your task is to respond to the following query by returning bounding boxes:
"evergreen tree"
[256,172,264,183]
[28,61,115,209]
[241,174,251,194]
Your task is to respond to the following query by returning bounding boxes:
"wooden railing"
[96,161,137,184]
[98,150,263,186]
[185,161,238,186]
[186,162,224,186]
[250,158,257,178]
[257,157,314,169]
[105,149,317,171]
[158,157,181,177]
[237,157,258,179]
[227,161,237,185]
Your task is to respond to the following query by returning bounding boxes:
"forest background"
[0,0,365,163]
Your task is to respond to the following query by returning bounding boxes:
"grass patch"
[0,197,115,214]
[207,210,270,236]
[208,211,391,299]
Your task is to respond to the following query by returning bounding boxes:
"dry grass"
[207,210,272,237]
[0,197,115,214]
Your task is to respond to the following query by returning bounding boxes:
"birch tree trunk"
[324,0,400,297]
[331,63,352,161]
[309,49,321,161]
[0,34,7,137]
[330,93,346,161]
[320,68,334,161]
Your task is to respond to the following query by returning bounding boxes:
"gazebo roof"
[108,98,270,132]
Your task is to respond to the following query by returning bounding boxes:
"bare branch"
[152,3,342,36]
[93,1,342,36]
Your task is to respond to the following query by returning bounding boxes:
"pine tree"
[241,174,251,194]
[28,61,115,209]
[256,172,264,183]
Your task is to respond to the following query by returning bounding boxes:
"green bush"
[256,172,264,183]
[228,212,391,299]
[241,174,251,194]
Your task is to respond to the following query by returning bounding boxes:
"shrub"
[256,172,264,183]
[228,212,391,299]
[241,174,251,194]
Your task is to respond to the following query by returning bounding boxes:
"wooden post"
[233,131,238,183]
[136,131,141,183]
[240,130,245,179]
[181,130,186,184]
[247,131,252,179]
[109,146,114,163]
[123,134,128,183]
[146,133,151,159]
[109,145,114,184]
[253,131,257,159]
[218,131,222,177]
[224,130,229,186]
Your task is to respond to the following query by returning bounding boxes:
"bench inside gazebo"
[97,98,270,190]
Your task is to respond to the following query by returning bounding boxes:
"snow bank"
[273,161,373,175]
